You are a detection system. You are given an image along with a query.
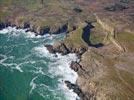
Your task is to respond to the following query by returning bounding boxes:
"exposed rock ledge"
[45,41,93,100]
[0,22,69,36]
[45,42,87,56]
[45,23,134,99]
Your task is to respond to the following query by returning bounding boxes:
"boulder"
[45,44,55,53]
[64,80,85,99]
[53,43,70,55]
[78,47,87,55]
[40,26,50,35]
[23,22,30,29]
[70,61,82,72]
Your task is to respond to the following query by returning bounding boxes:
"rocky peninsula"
[0,0,134,99]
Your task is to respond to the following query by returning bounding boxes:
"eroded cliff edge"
[45,19,134,99]
[0,0,134,100]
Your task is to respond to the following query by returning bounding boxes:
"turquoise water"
[0,27,78,100]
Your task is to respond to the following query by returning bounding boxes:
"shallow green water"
[0,27,78,100]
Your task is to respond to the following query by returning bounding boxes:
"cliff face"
[46,20,134,99]
[1,0,134,100]
[0,0,91,34]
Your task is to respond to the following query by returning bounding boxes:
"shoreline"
[44,40,89,100]
[0,22,72,36]
[0,27,81,100]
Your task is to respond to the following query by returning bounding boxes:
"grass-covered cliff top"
[0,0,134,99]
[0,0,91,33]
[1,0,133,34]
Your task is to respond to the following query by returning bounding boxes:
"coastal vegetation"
[0,0,134,99]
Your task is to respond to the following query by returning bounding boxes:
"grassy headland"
[0,0,134,99]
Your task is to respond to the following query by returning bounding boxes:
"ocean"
[0,27,79,100]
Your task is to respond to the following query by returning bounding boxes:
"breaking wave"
[0,27,79,100]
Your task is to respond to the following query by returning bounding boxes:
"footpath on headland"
[0,0,134,99]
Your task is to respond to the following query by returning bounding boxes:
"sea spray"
[34,46,79,100]
[0,27,79,100]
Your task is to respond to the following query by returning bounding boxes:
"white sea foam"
[0,55,20,72]
[0,27,79,100]
[0,27,63,40]
[26,31,36,38]
[0,27,25,35]
[33,46,55,59]
[15,63,24,72]
[33,46,78,83]
[0,28,9,34]
[0,54,8,63]
[48,53,78,83]
[30,76,38,94]
[33,45,79,100]
[61,83,80,100]
[0,27,37,38]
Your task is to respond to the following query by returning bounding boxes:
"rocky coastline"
[1,0,134,99]
[45,40,92,100]
[0,22,89,99]
[1,17,134,100]
[0,22,70,36]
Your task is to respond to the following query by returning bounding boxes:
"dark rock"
[16,26,21,29]
[64,81,85,99]
[0,22,6,30]
[104,3,128,12]
[7,22,11,27]
[72,26,77,31]
[45,44,55,53]
[23,22,30,29]
[53,43,70,55]
[11,24,16,27]
[78,47,87,55]
[30,28,37,34]
[40,26,50,35]
[53,24,68,34]
[0,22,12,30]
[25,29,30,32]
[70,61,82,72]
[73,7,83,13]
[60,24,68,33]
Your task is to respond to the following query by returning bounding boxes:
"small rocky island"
[0,0,134,99]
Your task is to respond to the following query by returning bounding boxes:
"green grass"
[0,0,12,5]
[90,32,104,44]
[117,32,134,41]
[0,11,10,22]
[0,0,42,11]
[89,22,105,44]
[116,32,134,51]
[65,26,87,48]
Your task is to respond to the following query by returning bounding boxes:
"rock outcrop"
[64,81,86,99]
[70,61,82,72]
[1,0,134,99]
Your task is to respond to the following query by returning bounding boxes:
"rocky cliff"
[1,0,134,100]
